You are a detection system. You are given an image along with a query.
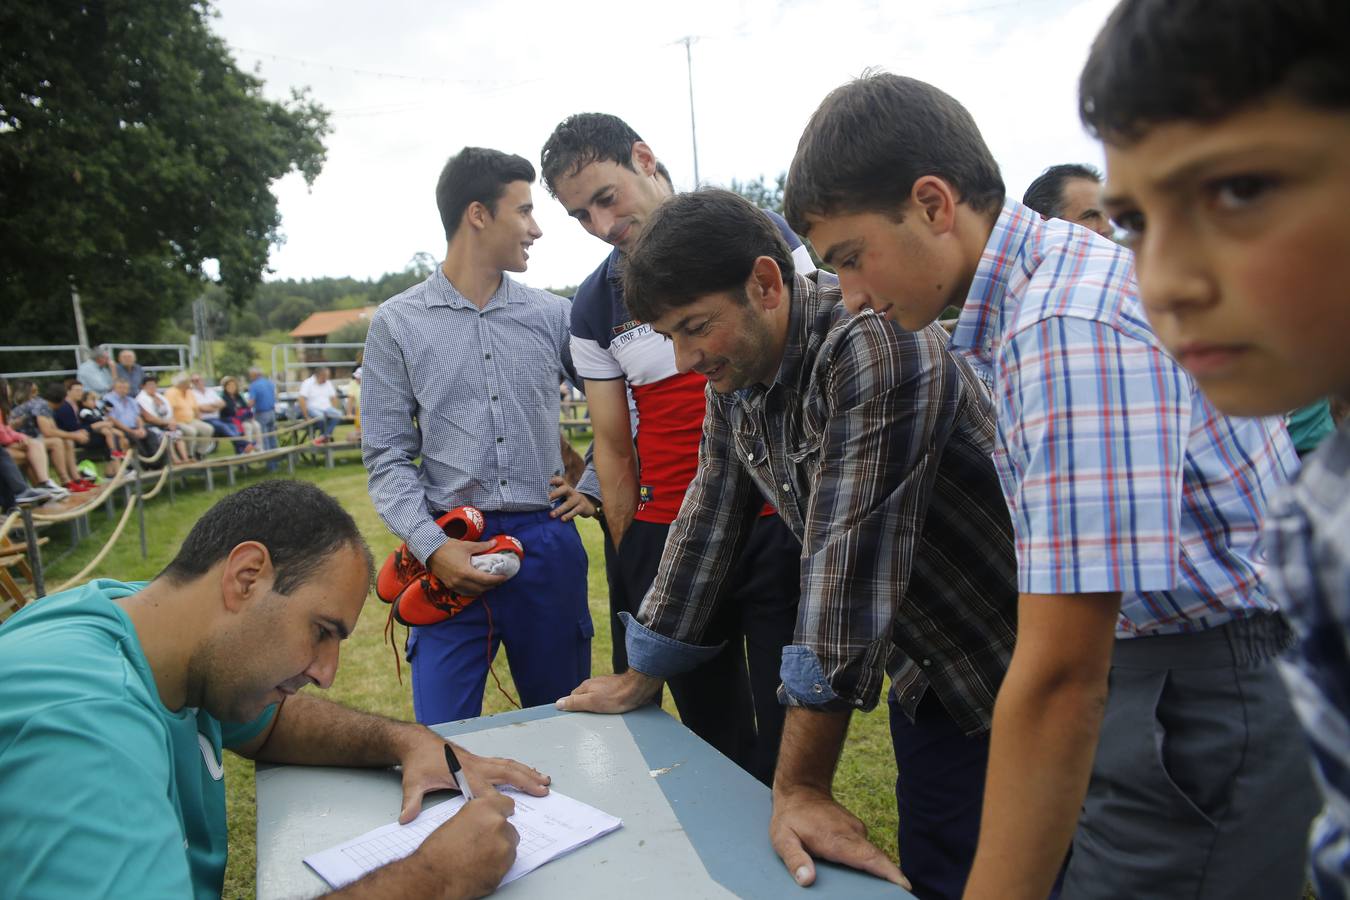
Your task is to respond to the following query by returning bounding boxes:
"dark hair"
[1022,164,1103,218]
[622,189,795,323]
[784,73,1005,236]
[540,113,673,197]
[158,480,372,595]
[436,147,536,241]
[1080,0,1350,143]
[42,382,66,404]
[143,373,159,384]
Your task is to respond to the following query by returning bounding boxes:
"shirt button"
[500,479,507,486]
[922,659,932,667]
[812,684,823,694]
[485,352,492,360]
[491,395,498,401]
[781,482,791,492]
[497,437,504,443]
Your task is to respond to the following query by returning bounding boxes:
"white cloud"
[213,0,1118,292]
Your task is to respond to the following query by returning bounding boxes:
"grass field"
[35,446,900,898]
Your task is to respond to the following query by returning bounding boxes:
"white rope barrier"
[50,494,139,594]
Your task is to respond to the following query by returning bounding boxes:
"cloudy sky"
[212,0,1118,292]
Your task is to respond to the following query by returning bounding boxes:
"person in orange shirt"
[164,373,214,460]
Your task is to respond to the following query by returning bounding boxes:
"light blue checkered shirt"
[362,266,592,563]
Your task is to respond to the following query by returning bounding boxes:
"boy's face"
[806,207,964,332]
[480,179,543,273]
[1103,101,1350,416]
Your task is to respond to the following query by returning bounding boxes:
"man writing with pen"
[0,481,543,899]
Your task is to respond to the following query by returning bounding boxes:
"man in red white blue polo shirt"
[541,114,811,784]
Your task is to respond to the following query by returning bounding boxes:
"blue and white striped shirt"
[362,266,586,564]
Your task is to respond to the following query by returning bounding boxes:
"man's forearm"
[249,693,425,768]
[774,707,852,795]
[594,442,639,545]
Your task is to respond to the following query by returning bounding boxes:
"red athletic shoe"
[65,480,90,493]
[391,534,524,627]
[375,506,486,604]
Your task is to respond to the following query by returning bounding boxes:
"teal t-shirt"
[0,579,276,899]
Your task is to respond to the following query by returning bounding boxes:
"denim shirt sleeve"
[620,612,725,678]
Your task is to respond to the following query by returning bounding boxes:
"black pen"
[444,743,476,801]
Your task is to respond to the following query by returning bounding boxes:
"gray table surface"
[255,704,911,899]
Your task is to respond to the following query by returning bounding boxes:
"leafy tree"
[268,296,317,331]
[0,0,331,366]
[214,335,257,381]
[728,173,787,216]
[327,319,371,349]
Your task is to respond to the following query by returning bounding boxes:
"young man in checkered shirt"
[786,73,1318,899]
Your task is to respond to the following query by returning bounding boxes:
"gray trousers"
[1063,614,1318,900]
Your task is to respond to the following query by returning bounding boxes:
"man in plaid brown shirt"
[557,189,1019,899]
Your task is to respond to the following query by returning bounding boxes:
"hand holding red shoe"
[394,534,525,628]
[376,506,486,603]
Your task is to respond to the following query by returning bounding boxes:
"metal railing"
[1,342,192,381]
[270,342,363,397]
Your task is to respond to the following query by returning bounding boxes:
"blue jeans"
[315,407,343,438]
[407,509,591,724]
[255,409,278,452]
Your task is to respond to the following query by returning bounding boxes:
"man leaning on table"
[0,480,549,900]
[560,190,1021,899]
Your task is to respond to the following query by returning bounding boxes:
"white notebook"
[303,787,622,889]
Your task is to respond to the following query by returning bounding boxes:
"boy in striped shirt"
[785,72,1318,899]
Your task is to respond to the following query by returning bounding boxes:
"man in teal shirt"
[0,480,550,899]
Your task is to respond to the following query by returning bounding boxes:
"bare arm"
[36,414,84,443]
[963,592,1120,900]
[585,378,639,549]
[770,707,908,888]
[232,693,549,822]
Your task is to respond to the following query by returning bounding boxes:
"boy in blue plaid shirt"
[1081,0,1350,895]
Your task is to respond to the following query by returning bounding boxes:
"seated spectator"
[79,388,128,463]
[297,366,343,444]
[10,382,90,492]
[76,348,114,395]
[219,376,260,454]
[0,378,68,499]
[136,376,191,465]
[115,349,145,394]
[189,373,242,443]
[103,378,160,459]
[54,382,117,479]
[164,374,215,460]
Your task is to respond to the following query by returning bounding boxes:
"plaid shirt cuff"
[622,612,724,678]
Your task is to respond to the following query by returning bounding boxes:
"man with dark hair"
[0,480,548,898]
[540,113,809,785]
[1021,163,1113,238]
[1080,0,1350,894]
[785,71,1317,900]
[363,146,596,725]
[559,188,1021,899]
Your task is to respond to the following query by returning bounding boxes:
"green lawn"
[37,448,899,898]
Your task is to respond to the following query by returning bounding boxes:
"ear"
[464,199,492,233]
[910,175,960,235]
[748,256,787,311]
[630,141,659,178]
[220,541,272,614]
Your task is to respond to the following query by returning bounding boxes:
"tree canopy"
[0,0,331,354]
